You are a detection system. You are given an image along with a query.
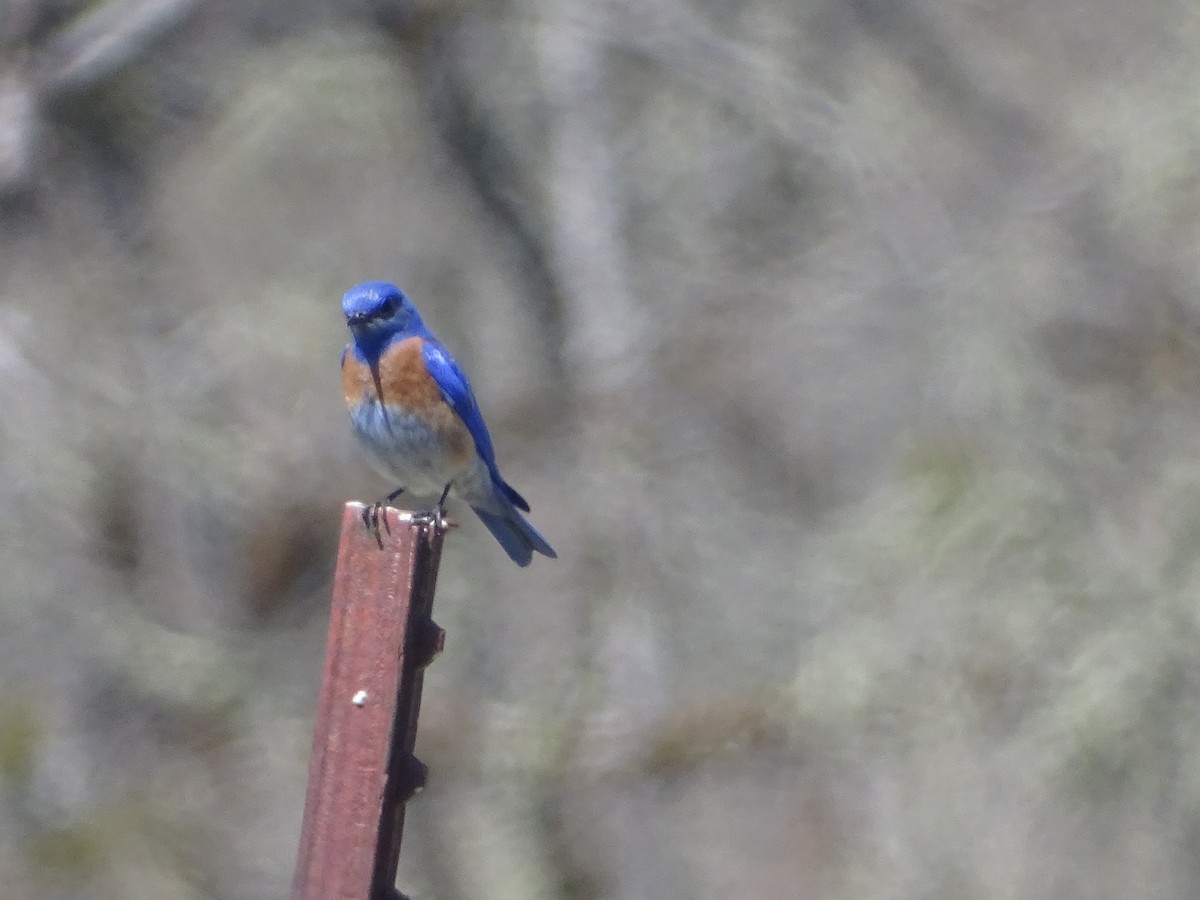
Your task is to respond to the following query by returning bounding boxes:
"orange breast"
[342,336,445,410]
[342,336,475,467]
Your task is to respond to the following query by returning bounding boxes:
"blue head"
[342,281,428,357]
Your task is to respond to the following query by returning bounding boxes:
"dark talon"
[433,483,451,529]
[363,487,407,549]
[411,484,452,530]
[382,487,405,536]
[361,503,382,549]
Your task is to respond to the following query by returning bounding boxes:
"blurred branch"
[0,0,197,195]
[0,0,39,48]
[536,4,646,396]
[554,0,959,274]
[421,693,792,781]
[34,0,197,96]
[417,33,570,400]
[0,69,36,193]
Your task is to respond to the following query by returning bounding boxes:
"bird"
[341,280,557,566]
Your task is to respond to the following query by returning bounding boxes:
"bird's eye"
[379,296,397,317]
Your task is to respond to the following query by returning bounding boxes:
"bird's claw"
[408,505,447,531]
[362,501,396,549]
[363,486,446,548]
[410,484,451,532]
[361,502,383,548]
[363,488,407,549]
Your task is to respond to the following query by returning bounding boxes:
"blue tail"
[472,503,557,567]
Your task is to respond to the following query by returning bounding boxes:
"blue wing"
[421,340,531,512]
[421,340,495,466]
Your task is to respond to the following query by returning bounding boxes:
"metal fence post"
[292,504,447,900]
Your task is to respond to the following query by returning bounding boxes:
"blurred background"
[3,0,1200,897]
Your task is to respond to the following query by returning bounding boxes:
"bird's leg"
[380,487,405,535]
[434,483,451,530]
[411,484,451,530]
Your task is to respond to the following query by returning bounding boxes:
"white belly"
[350,402,490,502]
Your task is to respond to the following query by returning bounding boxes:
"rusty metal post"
[292,504,447,900]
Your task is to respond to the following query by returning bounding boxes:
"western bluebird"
[341,281,557,566]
